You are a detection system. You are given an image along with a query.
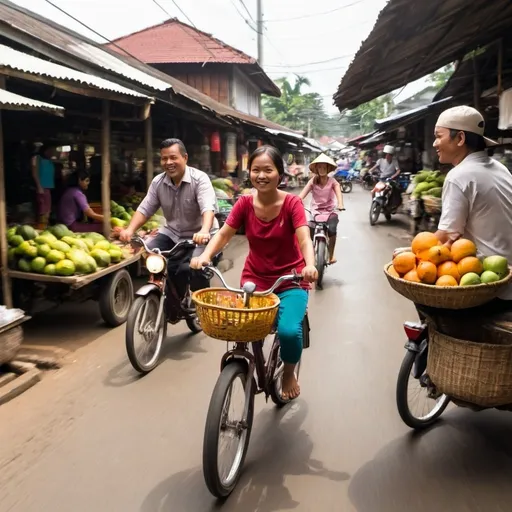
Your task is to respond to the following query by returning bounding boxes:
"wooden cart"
[7,252,141,327]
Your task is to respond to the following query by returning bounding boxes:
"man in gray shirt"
[120,138,217,251]
[120,138,217,289]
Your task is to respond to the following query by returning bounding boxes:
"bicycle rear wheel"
[203,361,254,498]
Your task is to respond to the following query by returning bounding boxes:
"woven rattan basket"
[427,327,512,407]
[192,288,280,342]
[384,263,512,309]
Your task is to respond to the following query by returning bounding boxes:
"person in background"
[191,145,317,400]
[32,144,56,226]
[299,153,345,264]
[57,170,104,232]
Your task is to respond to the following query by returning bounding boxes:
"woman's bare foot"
[329,257,337,264]
[282,365,300,400]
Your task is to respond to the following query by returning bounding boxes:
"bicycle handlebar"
[131,236,195,257]
[204,265,301,296]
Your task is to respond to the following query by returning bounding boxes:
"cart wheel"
[99,269,134,327]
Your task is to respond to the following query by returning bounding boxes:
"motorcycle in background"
[369,179,403,226]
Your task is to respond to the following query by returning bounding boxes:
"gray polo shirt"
[137,166,217,241]
[377,157,399,178]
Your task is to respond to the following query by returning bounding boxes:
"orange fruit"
[404,269,421,283]
[436,275,458,287]
[426,245,452,265]
[393,251,416,274]
[451,239,477,263]
[417,261,437,284]
[388,265,400,278]
[437,261,461,283]
[457,256,483,277]
[412,232,440,256]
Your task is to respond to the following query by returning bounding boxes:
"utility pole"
[257,0,263,66]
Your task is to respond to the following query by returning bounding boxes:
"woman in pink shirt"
[192,146,317,400]
[299,154,345,264]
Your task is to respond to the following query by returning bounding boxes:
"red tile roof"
[109,18,255,65]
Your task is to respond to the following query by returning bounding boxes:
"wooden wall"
[155,63,231,106]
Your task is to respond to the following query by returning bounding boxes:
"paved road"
[2,188,512,512]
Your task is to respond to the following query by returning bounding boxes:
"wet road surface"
[2,188,512,512]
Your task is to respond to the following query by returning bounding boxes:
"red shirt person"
[192,145,317,400]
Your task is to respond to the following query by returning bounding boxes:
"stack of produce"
[110,200,161,232]
[410,171,445,200]
[7,224,128,277]
[118,192,145,210]
[211,178,239,200]
[390,232,509,287]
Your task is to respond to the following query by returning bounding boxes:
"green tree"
[344,94,395,135]
[262,76,337,137]
[427,64,455,90]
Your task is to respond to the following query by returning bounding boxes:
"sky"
[11,0,428,114]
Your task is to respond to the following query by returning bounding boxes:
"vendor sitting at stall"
[57,170,104,232]
[434,105,512,306]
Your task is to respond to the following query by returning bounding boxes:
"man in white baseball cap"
[434,105,512,302]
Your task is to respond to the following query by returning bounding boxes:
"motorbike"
[369,178,403,226]
[125,236,221,374]
[333,169,354,194]
[362,169,380,191]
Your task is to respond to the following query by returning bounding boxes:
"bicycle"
[306,208,343,289]
[192,267,310,498]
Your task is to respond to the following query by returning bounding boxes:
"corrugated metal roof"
[0,88,64,114]
[0,44,151,99]
[333,0,512,110]
[0,0,171,92]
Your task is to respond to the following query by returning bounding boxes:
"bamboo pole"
[101,100,111,238]
[145,110,153,191]
[0,77,12,308]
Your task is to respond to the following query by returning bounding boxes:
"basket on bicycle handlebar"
[192,288,280,342]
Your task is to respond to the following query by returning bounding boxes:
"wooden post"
[101,100,111,238]
[498,39,504,98]
[145,110,153,191]
[0,77,12,308]
[473,56,481,111]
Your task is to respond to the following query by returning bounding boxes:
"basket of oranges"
[384,232,512,309]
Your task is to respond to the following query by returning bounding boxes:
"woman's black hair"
[449,129,486,152]
[69,170,91,187]
[39,144,54,157]
[248,145,285,176]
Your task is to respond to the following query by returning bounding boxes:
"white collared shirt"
[439,151,512,299]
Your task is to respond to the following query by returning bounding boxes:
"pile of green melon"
[7,224,127,277]
[411,170,445,199]
[110,200,161,232]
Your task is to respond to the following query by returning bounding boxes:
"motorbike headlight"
[146,254,166,274]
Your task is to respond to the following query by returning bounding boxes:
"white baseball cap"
[436,106,498,147]
[383,145,395,155]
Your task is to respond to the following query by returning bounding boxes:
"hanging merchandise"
[225,132,237,172]
[499,89,512,131]
[211,131,221,152]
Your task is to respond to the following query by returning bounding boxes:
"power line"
[230,0,258,33]
[265,53,354,69]
[149,0,217,60]
[265,0,366,22]
[238,0,256,24]
[265,65,349,75]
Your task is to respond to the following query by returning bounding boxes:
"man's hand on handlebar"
[302,265,318,283]
[119,228,134,243]
[192,231,211,245]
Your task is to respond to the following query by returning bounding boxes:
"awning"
[347,132,375,145]
[333,0,512,110]
[375,97,453,132]
[359,132,386,146]
[0,43,152,103]
[0,88,64,115]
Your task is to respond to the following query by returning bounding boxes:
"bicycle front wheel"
[316,239,326,289]
[203,361,254,498]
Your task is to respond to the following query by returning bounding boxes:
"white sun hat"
[383,145,395,155]
[436,105,498,147]
[309,153,337,173]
